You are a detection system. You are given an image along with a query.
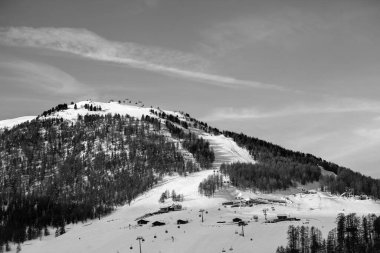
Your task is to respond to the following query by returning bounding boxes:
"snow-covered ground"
[20,183,380,253]
[18,126,259,253]
[44,101,158,122]
[0,101,154,129]
[201,133,255,166]
[0,116,36,129]
[17,130,380,253]
[4,102,380,253]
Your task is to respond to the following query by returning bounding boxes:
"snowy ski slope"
[2,101,380,253]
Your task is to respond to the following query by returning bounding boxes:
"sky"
[0,0,379,178]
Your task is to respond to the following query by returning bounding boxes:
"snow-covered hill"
[51,101,160,122]
[2,101,380,253]
[15,128,380,253]
[17,118,260,253]
[0,101,180,129]
[0,116,36,129]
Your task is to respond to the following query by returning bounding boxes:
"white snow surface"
[0,116,36,129]
[0,101,155,129]
[200,132,255,166]
[20,182,380,253]
[47,101,159,122]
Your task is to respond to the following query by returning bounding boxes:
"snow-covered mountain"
[1,100,380,253]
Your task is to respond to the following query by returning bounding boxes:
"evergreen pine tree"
[16,244,21,253]
[287,225,299,253]
[336,213,346,253]
[44,227,50,236]
[5,242,10,252]
[299,225,309,253]
[60,225,66,235]
[327,229,337,253]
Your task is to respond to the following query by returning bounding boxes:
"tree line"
[222,131,380,198]
[277,213,380,252]
[150,109,221,135]
[220,161,321,193]
[198,174,224,197]
[164,120,215,169]
[40,103,68,117]
[143,115,215,169]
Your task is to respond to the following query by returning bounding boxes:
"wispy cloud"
[326,124,380,164]
[143,0,160,8]
[199,3,378,57]
[204,98,380,121]
[199,10,323,56]
[0,58,91,95]
[354,127,380,141]
[0,27,282,90]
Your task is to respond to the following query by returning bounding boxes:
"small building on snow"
[137,219,149,225]
[152,221,166,227]
[177,219,189,225]
[233,218,242,223]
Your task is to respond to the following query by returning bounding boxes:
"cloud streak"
[0,26,282,90]
[204,98,380,121]
[199,9,324,56]
[0,58,91,95]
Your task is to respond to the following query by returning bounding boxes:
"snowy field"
[18,131,380,253]
[18,127,260,253]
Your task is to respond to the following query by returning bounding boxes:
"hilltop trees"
[83,103,102,111]
[41,103,68,117]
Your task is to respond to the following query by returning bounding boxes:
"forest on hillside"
[220,161,320,193]
[222,131,380,198]
[0,112,214,248]
[276,213,380,253]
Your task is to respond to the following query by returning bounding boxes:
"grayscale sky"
[1,0,380,177]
